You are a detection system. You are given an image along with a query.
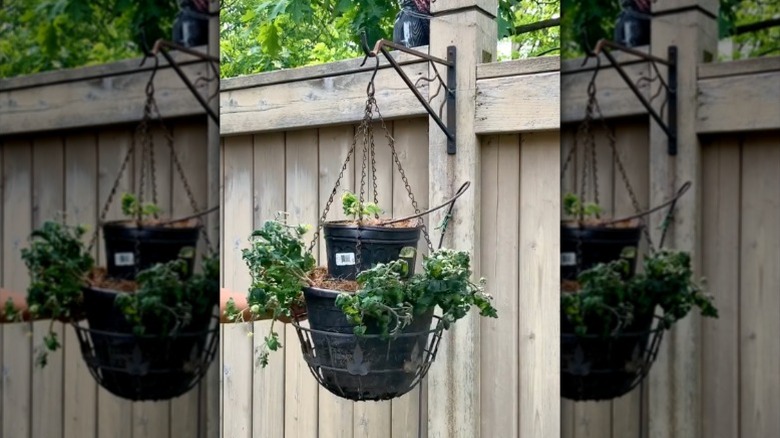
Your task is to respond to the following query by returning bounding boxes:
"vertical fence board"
[480,134,521,438]
[610,121,649,438]
[351,122,394,438]
[390,118,429,438]
[31,136,65,438]
[251,132,287,438]
[171,121,209,438]
[1,140,33,438]
[132,126,173,438]
[701,137,740,438]
[96,128,134,438]
[316,126,355,438]
[739,134,780,438]
[519,130,560,438]
[283,129,319,438]
[63,133,98,438]
[221,135,255,438]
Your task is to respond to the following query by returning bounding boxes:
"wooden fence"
[561,51,780,438]
[220,45,561,436]
[0,48,219,438]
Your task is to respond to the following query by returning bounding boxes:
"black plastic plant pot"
[560,311,663,401]
[323,221,422,281]
[102,219,201,281]
[296,286,443,401]
[560,220,642,281]
[77,285,218,401]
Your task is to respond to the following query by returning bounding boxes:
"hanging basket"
[560,219,642,281]
[102,219,201,280]
[293,286,443,401]
[560,312,664,401]
[75,285,218,401]
[323,220,422,280]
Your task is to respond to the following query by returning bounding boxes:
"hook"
[359,31,374,67]
[366,55,380,97]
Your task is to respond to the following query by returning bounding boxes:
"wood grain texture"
[170,120,208,438]
[63,133,98,438]
[739,135,780,438]
[96,128,133,438]
[518,130,560,438]
[390,118,429,438]
[220,63,428,136]
[561,62,651,123]
[476,57,560,79]
[700,137,740,438]
[475,71,560,134]
[31,135,65,438]
[283,129,319,438]
[479,134,520,438]
[0,62,210,136]
[221,135,255,438]
[251,132,287,438]
[1,141,33,438]
[697,71,780,133]
[427,10,496,438]
[316,126,355,438]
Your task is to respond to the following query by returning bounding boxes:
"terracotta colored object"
[219,288,307,324]
[0,288,31,322]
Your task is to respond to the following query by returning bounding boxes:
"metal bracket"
[361,37,458,155]
[148,40,220,125]
[594,40,678,155]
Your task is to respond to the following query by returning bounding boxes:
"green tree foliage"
[0,0,178,79]
[561,0,779,59]
[220,0,560,78]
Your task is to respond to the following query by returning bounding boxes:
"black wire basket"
[561,316,665,401]
[72,315,219,401]
[292,316,445,402]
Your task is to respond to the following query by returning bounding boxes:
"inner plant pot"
[299,286,437,401]
[560,310,660,401]
[103,219,200,280]
[78,285,217,401]
[323,220,422,281]
[560,219,642,281]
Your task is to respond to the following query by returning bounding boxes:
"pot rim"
[323,218,423,231]
[561,218,642,230]
[102,218,202,230]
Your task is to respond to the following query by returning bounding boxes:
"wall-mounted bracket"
[594,40,678,155]
[148,40,220,125]
[361,36,457,154]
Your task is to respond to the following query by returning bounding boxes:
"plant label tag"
[561,252,577,266]
[115,252,135,267]
[335,252,356,266]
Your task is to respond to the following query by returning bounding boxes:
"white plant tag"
[115,252,135,267]
[561,252,577,266]
[335,252,356,266]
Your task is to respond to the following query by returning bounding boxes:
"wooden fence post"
[428,2,497,437]
[648,1,718,438]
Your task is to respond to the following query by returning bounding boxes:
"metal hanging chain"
[145,75,216,253]
[306,103,369,252]
[588,77,656,251]
[372,100,434,251]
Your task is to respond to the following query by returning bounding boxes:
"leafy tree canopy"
[0,0,178,79]
[220,0,560,78]
[561,0,779,59]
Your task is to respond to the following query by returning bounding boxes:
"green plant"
[563,192,603,219]
[561,249,718,336]
[341,191,382,220]
[121,192,162,220]
[229,218,315,366]
[235,218,498,367]
[21,221,95,366]
[115,253,219,336]
[337,248,498,337]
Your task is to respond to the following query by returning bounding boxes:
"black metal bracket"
[147,40,220,125]
[361,36,458,155]
[594,40,678,155]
